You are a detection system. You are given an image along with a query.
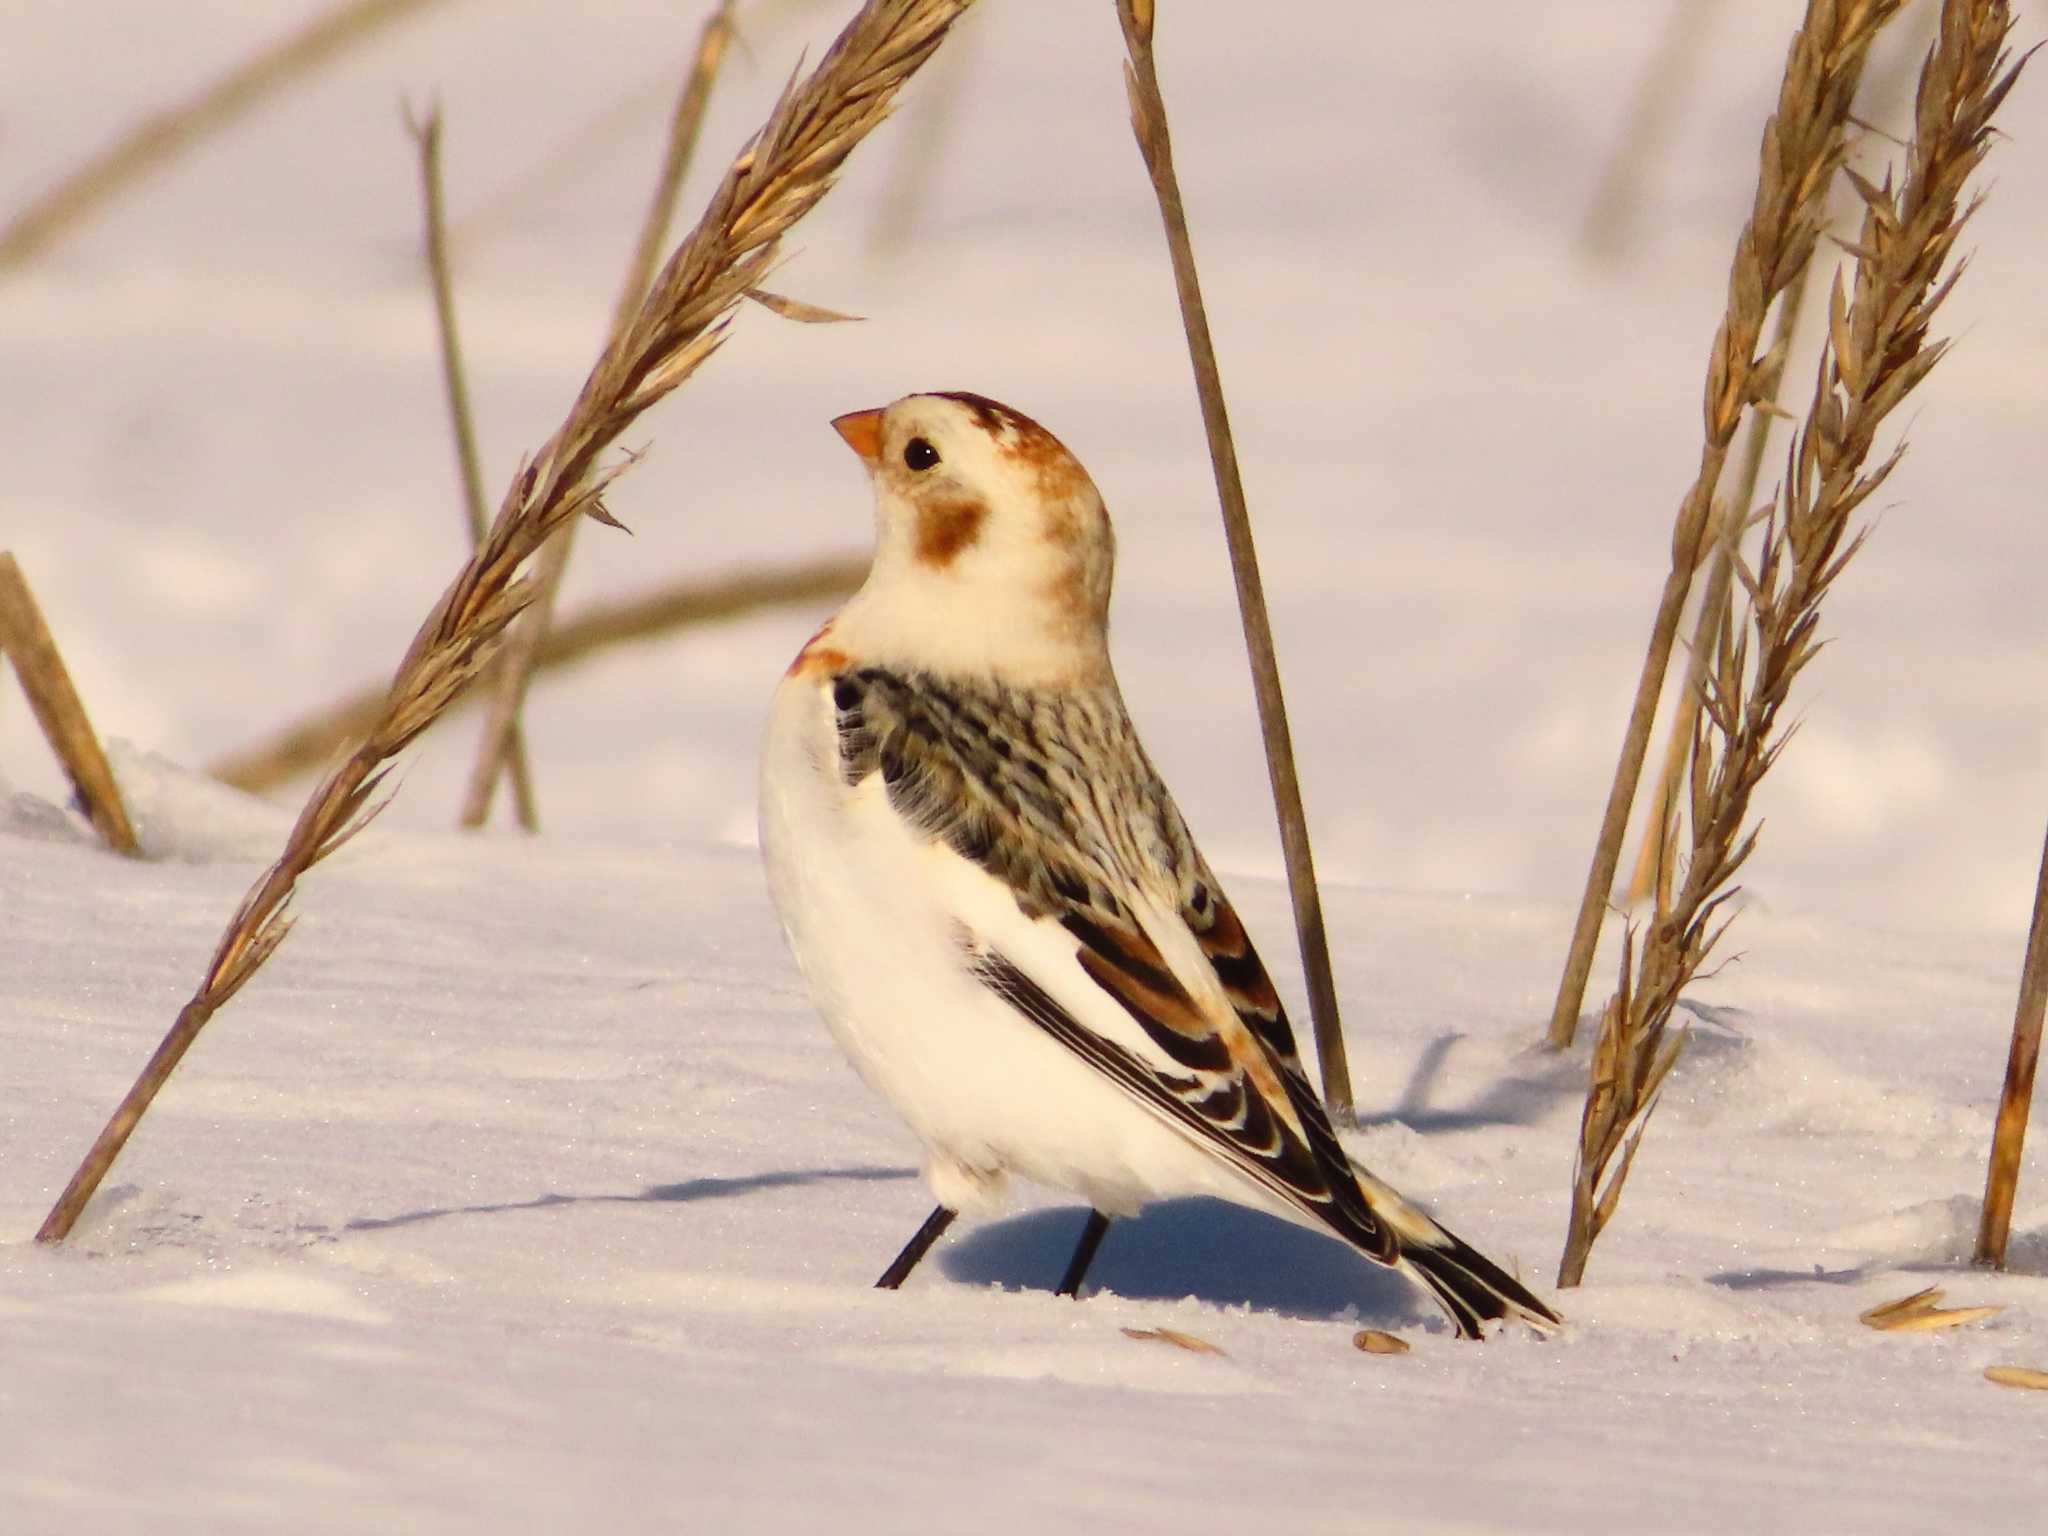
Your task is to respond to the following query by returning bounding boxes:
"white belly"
[757,670,1272,1220]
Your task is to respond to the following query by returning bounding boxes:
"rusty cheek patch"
[914,495,987,568]
[786,620,850,678]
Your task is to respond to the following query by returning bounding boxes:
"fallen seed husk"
[1859,1286,1944,1326]
[1875,1304,2003,1333]
[1121,1326,1225,1356]
[1859,1286,2002,1333]
[1985,1365,2048,1391]
[1352,1329,1411,1355]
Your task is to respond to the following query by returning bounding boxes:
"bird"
[757,390,1559,1338]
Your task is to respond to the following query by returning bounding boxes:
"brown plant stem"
[0,553,140,856]
[1977,818,2048,1268]
[461,0,736,831]
[36,0,976,1244]
[1112,0,1353,1119]
[410,106,540,830]
[1546,0,1901,1052]
[210,556,866,795]
[1581,0,1728,259]
[0,0,452,268]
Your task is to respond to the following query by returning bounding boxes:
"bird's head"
[828,391,1115,686]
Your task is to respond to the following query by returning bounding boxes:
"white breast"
[756,667,1274,1220]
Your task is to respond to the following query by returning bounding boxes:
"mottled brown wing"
[832,663,1392,1258]
[1180,862,1309,1078]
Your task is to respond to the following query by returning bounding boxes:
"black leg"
[1055,1209,1112,1298]
[875,1204,957,1289]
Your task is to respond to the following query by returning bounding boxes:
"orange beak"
[831,407,884,467]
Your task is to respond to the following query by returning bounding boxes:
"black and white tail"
[1398,1219,1561,1340]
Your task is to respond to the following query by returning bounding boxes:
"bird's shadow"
[939,1196,1434,1326]
[344,1165,917,1232]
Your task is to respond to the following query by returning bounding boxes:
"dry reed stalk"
[1546,0,1905,1053]
[207,554,866,794]
[0,0,451,268]
[1976,817,2048,1268]
[868,12,973,252]
[1558,0,2027,1288]
[1627,246,1821,913]
[410,106,541,831]
[1112,0,1355,1120]
[1581,0,1728,258]
[460,1,738,831]
[35,0,977,1245]
[0,553,140,856]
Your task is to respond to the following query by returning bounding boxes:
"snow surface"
[6,1,2048,1531]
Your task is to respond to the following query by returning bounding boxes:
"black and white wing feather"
[831,663,1560,1337]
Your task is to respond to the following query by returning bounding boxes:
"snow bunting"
[758,391,1558,1338]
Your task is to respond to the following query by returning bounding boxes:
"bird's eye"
[903,437,940,471]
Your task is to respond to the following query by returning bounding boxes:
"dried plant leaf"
[1121,1327,1226,1356]
[744,286,864,324]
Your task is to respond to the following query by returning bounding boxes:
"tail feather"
[1398,1220,1561,1340]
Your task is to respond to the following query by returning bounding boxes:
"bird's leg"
[1054,1209,1112,1299]
[875,1204,957,1289]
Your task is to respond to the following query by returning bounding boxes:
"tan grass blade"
[460,0,739,832]
[408,105,541,830]
[744,287,864,323]
[1121,1327,1226,1356]
[35,0,979,1246]
[1977,816,2048,1267]
[0,0,451,268]
[0,553,140,856]
[208,556,866,794]
[1112,0,1355,1119]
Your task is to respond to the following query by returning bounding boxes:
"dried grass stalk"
[1627,271,1817,914]
[207,555,866,794]
[1975,816,2048,1267]
[0,0,451,268]
[1581,0,1728,259]
[0,553,140,856]
[460,0,738,831]
[1558,0,2028,1287]
[36,0,977,1244]
[409,106,541,829]
[1113,0,1356,1119]
[1547,0,1907,1052]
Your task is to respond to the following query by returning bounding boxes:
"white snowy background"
[4,1,2047,1530]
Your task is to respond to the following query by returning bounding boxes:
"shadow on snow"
[345,1164,917,1231]
[939,1196,1434,1326]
